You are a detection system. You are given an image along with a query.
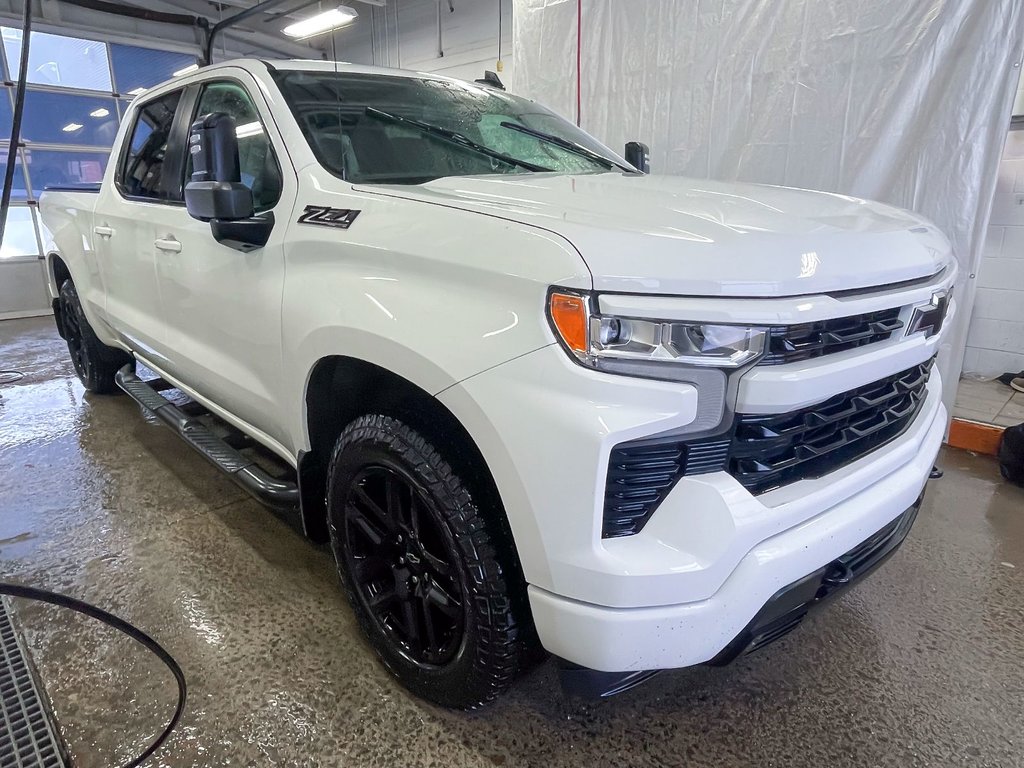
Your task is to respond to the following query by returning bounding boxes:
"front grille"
[602,359,933,537]
[761,307,904,365]
[728,358,933,494]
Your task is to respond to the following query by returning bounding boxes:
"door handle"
[93,225,114,238]
[154,237,182,253]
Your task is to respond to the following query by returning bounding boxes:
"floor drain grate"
[0,598,66,768]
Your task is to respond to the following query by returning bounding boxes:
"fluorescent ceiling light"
[62,122,83,132]
[89,107,109,118]
[173,63,199,77]
[235,121,264,138]
[282,6,358,38]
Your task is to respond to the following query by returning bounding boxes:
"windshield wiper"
[499,122,634,173]
[364,108,554,173]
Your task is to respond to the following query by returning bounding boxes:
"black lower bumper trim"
[555,662,660,699]
[557,491,924,698]
[709,492,923,665]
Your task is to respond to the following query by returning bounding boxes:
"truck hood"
[361,173,952,297]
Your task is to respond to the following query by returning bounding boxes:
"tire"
[327,414,528,709]
[59,279,132,394]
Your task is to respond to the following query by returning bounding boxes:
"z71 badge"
[297,205,360,229]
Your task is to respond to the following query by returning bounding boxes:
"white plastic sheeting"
[513,0,1024,418]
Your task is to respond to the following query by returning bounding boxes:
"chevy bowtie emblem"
[908,289,949,338]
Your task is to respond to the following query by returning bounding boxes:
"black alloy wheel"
[342,462,466,667]
[327,414,531,709]
[60,284,89,382]
[58,279,132,394]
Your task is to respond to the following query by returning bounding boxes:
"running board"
[115,365,299,510]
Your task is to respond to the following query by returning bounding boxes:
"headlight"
[548,291,767,370]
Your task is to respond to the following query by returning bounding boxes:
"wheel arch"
[297,355,530,604]
[48,252,72,294]
[48,253,72,338]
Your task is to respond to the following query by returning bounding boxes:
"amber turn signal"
[549,292,589,353]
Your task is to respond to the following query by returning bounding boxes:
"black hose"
[0,0,31,248]
[0,583,187,768]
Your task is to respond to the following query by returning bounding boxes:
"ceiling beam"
[197,0,311,21]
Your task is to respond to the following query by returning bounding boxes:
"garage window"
[0,207,40,260]
[0,27,198,276]
[20,91,120,147]
[1,28,112,91]
[110,44,197,96]
[25,150,109,197]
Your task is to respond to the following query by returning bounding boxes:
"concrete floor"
[1,315,1023,768]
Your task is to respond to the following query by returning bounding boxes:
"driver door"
[153,72,297,451]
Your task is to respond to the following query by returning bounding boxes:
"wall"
[964,124,1024,376]
[330,0,512,84]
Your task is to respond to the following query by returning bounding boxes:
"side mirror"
[624,141,650,174]
[184,112,273,251]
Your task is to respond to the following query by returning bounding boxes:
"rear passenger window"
[120,89,182,200]
[186,81,282,211]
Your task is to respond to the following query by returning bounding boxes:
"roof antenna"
[475,70,505,90]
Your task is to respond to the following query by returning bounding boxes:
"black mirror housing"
[624,141,650,173]
[184,111,270,250]
[211,214,275,253]
[185,180,254,222]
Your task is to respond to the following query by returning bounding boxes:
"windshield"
[274,71,629,185]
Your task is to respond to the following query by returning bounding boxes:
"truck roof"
[266,59,455,79]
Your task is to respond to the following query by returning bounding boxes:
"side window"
[186,81,282,211]
[119,89,183,200]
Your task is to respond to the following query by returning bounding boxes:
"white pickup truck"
[40,59,955,708]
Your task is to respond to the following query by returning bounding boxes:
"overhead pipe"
[576,0,582,126]
[0,0,32,250]
[203,0,297,65]
[436,0,453,58]
[394,0,401,68]
[58,0,209,29]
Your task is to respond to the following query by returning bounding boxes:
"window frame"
[114,85,195,206]
[181,76,284,213]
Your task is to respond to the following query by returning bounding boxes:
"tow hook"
[821,561,854,591]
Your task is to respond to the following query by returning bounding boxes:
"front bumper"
[524,391,941,671]
[556,494,922,697]
[709,493,921,665]
[438,325,946,672]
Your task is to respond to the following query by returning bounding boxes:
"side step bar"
[115,365,300,510]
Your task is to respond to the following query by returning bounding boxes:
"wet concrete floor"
[1,315,1022,767]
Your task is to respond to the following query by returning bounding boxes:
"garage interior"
[1,1,1023,766]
